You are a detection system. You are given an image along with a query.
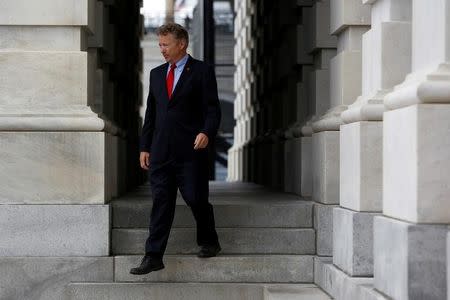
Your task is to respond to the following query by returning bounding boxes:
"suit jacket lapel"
[158,63,170,102]
[168,55,194,107]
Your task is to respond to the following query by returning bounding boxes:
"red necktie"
[166,63,177,99]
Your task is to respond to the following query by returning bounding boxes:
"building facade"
[0,0,449,299]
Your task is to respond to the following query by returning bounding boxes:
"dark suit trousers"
[145,153,219,258]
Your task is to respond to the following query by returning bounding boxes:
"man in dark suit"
[130,23,222,275]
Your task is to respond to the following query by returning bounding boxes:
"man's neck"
[170,52,188,65]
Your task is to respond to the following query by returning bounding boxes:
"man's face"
[159,33,186,64]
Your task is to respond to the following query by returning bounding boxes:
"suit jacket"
[140,55,221,164]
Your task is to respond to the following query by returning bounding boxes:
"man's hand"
[140,152,150,170]
[194,133,209,150]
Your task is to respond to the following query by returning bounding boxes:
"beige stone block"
[412,0,450,71]
[374,216,448,300]
[0,132,109,204]
[361,21,411,96]
[0,51,87,107]
[340,122,382,212]
[370,0,411,24]
[0,205,110,256]
[0,257,113,299]
[330,0,371,34]
[312,131,340,204]
[0,0,95,32]
[330,50,363,107]
[383,104,450,223]
[337,26,368,52]
[0,26,86,51]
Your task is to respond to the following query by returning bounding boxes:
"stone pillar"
[300,0,337,198]
[311,0,370,266]
[0,0,115,257]
[0,0,145,298]
[373,1,450,299]
[0,1,119,297]
[331,0,413,297]
[227,0,254,181]
[283,2,315,194]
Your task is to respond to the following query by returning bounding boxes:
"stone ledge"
[112,228,316,255]
[0,0,95,32]
[0,132,113,204]
[0,204,110,256]
[115,255,314,283]
[0,257,113,300]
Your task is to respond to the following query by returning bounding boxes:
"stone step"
[112,228,316,255]
[129,181,267,196]
[114,255,314,283]
[66,282,263,300]
[112,197,313,228]
[314,257,375,300]
[66,283,326,300]
[265,285,332,300]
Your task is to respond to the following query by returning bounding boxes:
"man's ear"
[180,39,187,50]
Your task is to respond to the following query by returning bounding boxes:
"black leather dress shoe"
[129,255,164,275]
[197,244,221,258]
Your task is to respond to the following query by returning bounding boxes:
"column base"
[0,131,116,204]
[312,131,340,204]
[300,136,312,197]
[314,203,338,256]
[340,121,382,211]
[333,207,380,276]
[0,204,110,256]
[383,104,450,223]
[374,216,448,300]
[314,257,377,300]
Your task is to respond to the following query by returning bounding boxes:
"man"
[130,23,222,275]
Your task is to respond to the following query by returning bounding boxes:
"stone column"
[374,1,450,299]
[227,0,254,182]
[329,0,413,298]
[299,0,337,198]
[311,0,370,266]
[0,0,117,257]
[0,1,119,298]
[283,1,315,194]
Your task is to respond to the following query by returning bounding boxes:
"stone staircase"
[66,182,331,299]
